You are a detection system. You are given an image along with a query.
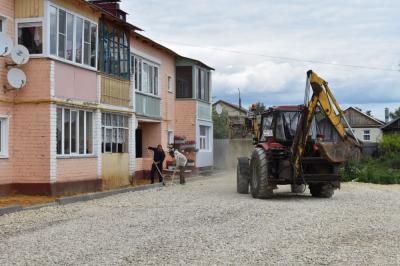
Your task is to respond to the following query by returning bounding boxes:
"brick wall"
[12,104,51,183]
[57,158,98,182]
[175,100,197,141]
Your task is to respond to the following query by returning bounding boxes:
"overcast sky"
[122,0,400,120]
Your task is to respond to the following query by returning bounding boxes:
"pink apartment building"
[0,0,213,196]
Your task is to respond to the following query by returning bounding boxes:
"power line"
[153,38,399,73]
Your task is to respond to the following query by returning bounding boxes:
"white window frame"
[0,15,7,33]
[168,130,174,145]
[57,107,94,157]
[15,17,45,57]
[101,113,130,154]
[46,2,98,71]
[0,116,9,158]
[131,53,161,98]
[363,129,371,141]
[199,125,210,151]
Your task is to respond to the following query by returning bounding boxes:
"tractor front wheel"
[250,148,273,199]
[291,184,306,194]
[237,157,250,194]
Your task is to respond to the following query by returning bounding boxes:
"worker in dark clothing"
[148,145,166,184]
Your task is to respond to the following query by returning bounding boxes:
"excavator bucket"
[317,138,361,164]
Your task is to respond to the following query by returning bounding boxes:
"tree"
[390,107,400,120]
[212,108,229,139]
[250,102,266,114]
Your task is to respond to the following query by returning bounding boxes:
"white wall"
[196,120,213,168]
[352,128,382,143]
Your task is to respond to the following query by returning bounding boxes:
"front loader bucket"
[317,139,361,164]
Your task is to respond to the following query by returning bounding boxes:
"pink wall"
[0,0,15,185]
[175,100,197,141]
[54,62,98,102]
[136,122,161,172]
[12,104,51,183]
[131,35,177,173]
[57,158,98,182]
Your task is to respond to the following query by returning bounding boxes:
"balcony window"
[176,66,193,98]
[99,21,129,79]
[131,54,159,96]
[49,5,97,68]
[57,107,93,156]
[17,22,43,54]
[197,68,210,102]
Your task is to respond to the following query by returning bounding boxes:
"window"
[363,130,371,141]
[0,118,8,157]
[168,131,174,145]
[101,113,129,153]
[0,17,6,33]
[197,68,210,102]
[199,126,209,150]
[176,66,193,98]
[98,21,129,79]
[168,76,173,93]
[49,5,97,67]
[18,22,43,54]
[131,54,160,96]
[56,107,93,155]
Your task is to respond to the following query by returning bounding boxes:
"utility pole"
[238,88,242,110]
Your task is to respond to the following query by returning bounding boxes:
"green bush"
[379,134,400,154]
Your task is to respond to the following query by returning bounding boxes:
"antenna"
[0,34,30,92]
[7,68,27,90]
[0,32,13,56]
[11,45,30,65]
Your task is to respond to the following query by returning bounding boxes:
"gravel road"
[1,172,400,265]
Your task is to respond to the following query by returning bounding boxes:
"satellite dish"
[215,104,223,115]
[0,33,13,56]
[7,68,27,89]
[11,45,30,65]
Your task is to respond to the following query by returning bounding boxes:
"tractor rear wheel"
[250,148,273,199]
[237,157,250,194]
[309,183,334,198]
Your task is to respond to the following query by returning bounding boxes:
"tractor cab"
[258,106,304,147]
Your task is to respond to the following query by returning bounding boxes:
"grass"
[341,154,400,184]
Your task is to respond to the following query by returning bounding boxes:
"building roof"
[85,0,143,31]
[344,107,385,126]
[213,100,248,114]
[177,55,215,71]
[381,117,400,130]
[133,33,215,70]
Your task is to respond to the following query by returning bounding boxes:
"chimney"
[385,108,389,123]
[89,0,127,21]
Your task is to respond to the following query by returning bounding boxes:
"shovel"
[153,161,166,186]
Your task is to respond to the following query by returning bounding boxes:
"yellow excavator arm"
[291,70,361,178]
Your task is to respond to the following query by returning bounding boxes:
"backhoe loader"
[237,70,361,198]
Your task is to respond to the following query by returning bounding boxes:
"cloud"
[121,0,400,119]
